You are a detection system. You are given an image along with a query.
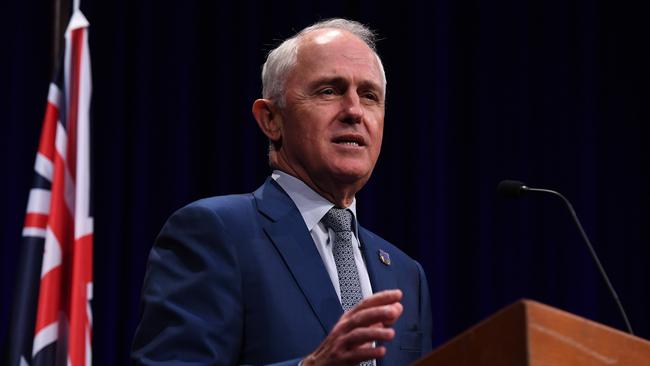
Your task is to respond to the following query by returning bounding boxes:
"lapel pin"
[378,249,391,266]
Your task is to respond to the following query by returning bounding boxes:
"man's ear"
[252,99,282,143]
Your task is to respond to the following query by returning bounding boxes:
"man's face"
[276,29,385,191]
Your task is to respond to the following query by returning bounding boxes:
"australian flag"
[6,8,93,366]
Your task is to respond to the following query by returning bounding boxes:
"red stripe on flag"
[47,151,74,248]
[34,266,62,333]
[39,102,59,162]
[66,28,84,181]
[24,213,49,229]
[67,233,93,366]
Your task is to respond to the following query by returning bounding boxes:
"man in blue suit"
[132,18,432,365]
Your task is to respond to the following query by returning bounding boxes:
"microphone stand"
[504,182,634,335]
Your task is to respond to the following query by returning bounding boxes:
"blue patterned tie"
[322,208,363,311]
[322,208,374,365]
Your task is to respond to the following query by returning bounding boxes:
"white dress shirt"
[272,170,374,302]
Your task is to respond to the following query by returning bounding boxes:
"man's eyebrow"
[357,80,383,93]
[307,76,347,90]
[308,76,383,93]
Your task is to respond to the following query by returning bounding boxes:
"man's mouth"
[339,141,360,147]
[332,135,366,147]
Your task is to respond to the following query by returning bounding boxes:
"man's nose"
[340,91,363,124]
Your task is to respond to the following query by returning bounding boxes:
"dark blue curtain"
[2,1,650,365]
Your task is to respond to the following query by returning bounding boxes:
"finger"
[337,303,402,333]
[349,289,403,313]
[342,326,395,349]
[382,302,403,327]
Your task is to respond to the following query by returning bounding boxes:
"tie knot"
[322,207,353,233]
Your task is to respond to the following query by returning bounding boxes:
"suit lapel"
[359,227,398,294]
[254,179,343,334]
[359,227,399,366]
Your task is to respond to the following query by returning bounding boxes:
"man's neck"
[272,167,358,208]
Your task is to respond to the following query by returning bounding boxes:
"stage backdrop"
[2,0,649,365]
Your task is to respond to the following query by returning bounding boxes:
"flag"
[7,8,93,366]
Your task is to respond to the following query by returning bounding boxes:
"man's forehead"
[301,28,368,51]
[292,28,386,93]
[312,29,345,45]
[298,30,378,69]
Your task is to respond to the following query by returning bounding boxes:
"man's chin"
[328,167,372,186]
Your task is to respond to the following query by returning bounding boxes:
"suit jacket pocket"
[399,330,423,352]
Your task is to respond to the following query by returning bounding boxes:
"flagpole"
[51,0,71,76]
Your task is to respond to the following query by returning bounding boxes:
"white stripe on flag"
[34,153,54,182]
[26,188,51,215]
[22,227,47,238]
[86,282,93,326]
[47,83,62,108]
[32,321,58,356]
[74,14,93,240]
[55,121,67,164]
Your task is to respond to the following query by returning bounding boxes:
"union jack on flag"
[7,9,93,366]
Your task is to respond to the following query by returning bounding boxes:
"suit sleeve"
[131,204,244,365]
[416,261,433,353]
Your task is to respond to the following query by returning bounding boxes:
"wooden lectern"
[413,299,650,365]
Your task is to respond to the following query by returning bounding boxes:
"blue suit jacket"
[132,179,432,365]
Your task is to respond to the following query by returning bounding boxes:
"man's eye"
[362,92,379,101]
[319,88,336,95]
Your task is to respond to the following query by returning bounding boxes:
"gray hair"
[261,18,387,106]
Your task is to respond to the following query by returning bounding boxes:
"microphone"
[497,179,634,335]
[497,180,528,197]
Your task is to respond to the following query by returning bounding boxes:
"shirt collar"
[271,170,358,233]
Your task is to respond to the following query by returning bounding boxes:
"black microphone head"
[497,180,526,198]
